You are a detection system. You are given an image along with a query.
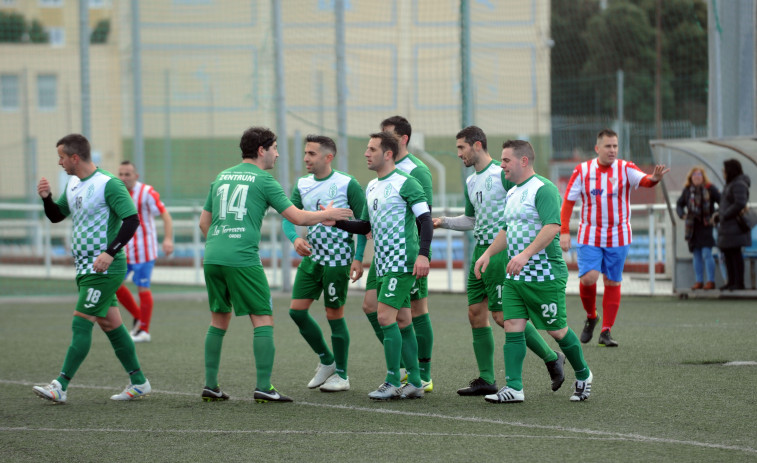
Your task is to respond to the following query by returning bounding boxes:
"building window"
[37,74,57,110]
[39,0,63,7]
[47,27,65,46]
[89,0,106,7]
[1,0,17,8]
[1,74,20,111]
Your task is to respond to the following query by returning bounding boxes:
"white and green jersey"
[56,169,137,275]
[289,170,366,267]
[395,153,433,207]
[503,174,567,282]
[464,160,515,246]
[361,169,429,277]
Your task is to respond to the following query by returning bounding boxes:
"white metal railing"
[0,202,672,294]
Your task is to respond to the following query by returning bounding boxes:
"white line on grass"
[4,379,755,455]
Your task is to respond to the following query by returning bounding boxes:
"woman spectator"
[676,166,720,290]
[715,159,751,290]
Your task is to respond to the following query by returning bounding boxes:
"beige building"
[0,0,551,200]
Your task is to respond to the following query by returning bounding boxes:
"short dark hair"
[120,160,133,166]
[597,128,618,141]
[305,134,337,156]
[370,131,400,160]
[502,139,535,164]
[381,115,411,144]
[723,158,744,184]
[240,127,277,159]
[456,126,487,151]
[56,134,91,162]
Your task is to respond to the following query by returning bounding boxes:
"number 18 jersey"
[203,162,293,267]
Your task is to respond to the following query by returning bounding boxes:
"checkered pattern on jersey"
[297,173,354,267]
[68,177,111,275]
[366,177,413,277]
[468,163,507,246]
[504,179,555,282]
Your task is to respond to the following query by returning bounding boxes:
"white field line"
[2,379,755,455]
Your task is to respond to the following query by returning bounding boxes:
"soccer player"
[116,160,174,343]
[198,127,352,403]
[560,129,668,347]
[474,139,592,403]
[332,132,433,400]
[434,126,565,396]
[358,115,435,392]
[33,133,151,403]
[282,135,366,392]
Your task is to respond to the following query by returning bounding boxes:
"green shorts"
[204,264,272,316]
[501,277,568,330]
[410,275,428,301]
[376,272,415,310]
[291,256,350,309]
[75,272,122,317]
[365,258,377,291]
[467,244,508,311]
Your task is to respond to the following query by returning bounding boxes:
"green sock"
[328,318,350,379]
[524,321,557,363]
[253,325,275,391]
[380,323,402,387]
[472,326,495,385]
[400,324,421,387]
[204,326,226,389]
[57,316,95,390]
[504,331,526,391]
[557,328,590,381]
[289,309,334,365]
[412,313,433,382]
[105,324,146,385]
[366,312,384,344]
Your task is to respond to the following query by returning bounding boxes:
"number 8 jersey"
[203,163,293,267]
[362,169,429,277]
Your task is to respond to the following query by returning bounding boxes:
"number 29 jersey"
[203,162,293,267]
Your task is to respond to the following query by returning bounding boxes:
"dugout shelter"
[650,136,757,298]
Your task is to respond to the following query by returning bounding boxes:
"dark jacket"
[717,174,752,249]
[676,183,720,251]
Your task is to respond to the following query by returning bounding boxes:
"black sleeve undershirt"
[41,195,66,223]
[104,214,140,257]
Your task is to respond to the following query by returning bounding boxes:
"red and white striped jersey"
[564,159,648,248]
[125,181,167,264]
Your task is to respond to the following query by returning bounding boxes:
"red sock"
[579,282,597,319]
[116,286,140,320]
[602,284,622,331]
[139,290,154,333]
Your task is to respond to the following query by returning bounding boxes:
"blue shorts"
[125,261,156,288]
[576,244,629,282]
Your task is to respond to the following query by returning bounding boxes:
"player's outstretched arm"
[434,215,475,231]
[281,202,352,227]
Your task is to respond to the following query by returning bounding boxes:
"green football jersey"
[361,169,429,277]
[56,168,137,275]
[203,162,293,267]
[289,170,366,267]
[464,160,515,246]
[503,174,568,282]
[395,153,433,207]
